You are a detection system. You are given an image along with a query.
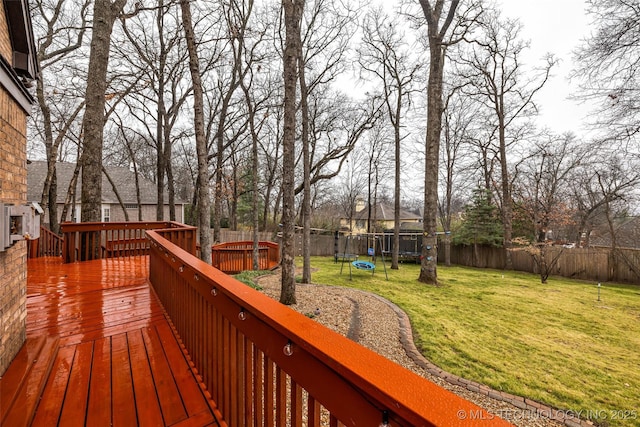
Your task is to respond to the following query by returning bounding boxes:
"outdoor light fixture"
[283,341,293,356]
[378,410,389,426]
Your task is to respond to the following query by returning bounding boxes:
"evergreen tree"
[455,188,503,247]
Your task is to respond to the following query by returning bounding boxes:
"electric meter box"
[1,202,43,251]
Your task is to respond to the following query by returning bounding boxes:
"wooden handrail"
[147,229,511,426]
[60,221,193,263]
[27,226,63,258]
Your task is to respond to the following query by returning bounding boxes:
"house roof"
[27,161,184,205]
[0,0,38,112]
[3,0,39,80]
[352,202,421,222]
[589,216,640,249]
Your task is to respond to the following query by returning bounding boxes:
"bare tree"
[457,9,556,269]
[203,0,255,242]
[573,0,640,141]
[296,0,363,283]
[31,0,90,233]
[179,0,211,263]
[335,150,368,232]
[415,0,462,285]
[364,122,393,235]
[116,0,191,221]
[511,133,585,283]
[80,0,129,227]
[358,6,422,269]
[237,3,274,268]
[438,86,478,265]
[570,150,640,248]
[515,133,584,244]
[280,0,304,305]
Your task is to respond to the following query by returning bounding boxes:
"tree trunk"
[392,94,401,270]
[79,0,126,260]
[180,0,211,263]
[48,169,59,233]
[280,0,304,305]
[498,114,513,270]
[80,0,127,225]
[419,37,445,285]
[156,81,166,220]
[156,0,167,221]
[417,0,460,285]
[299,41,312,284]
[60,161,81,223]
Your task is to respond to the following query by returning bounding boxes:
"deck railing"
[60,221,194,263]
[212,240,280,273]
[147,227,509,427]
[27,226,63,258]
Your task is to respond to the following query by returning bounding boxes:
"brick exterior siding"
[0,82,29,375]
[0,2,11,60]
[0,6,29,375]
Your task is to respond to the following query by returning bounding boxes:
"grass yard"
[307,257,640,426]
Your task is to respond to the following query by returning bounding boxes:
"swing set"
[339,233,388,280]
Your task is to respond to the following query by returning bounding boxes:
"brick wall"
[0,2,11,61]
[0,37,29,374]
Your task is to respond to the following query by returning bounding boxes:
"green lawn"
[307,257,640,426]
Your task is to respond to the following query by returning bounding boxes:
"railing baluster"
[264,356,274,427]
[307,396,321,427]
[230,323,238,427]
[243,336,252,427]
[253,347,263,427]
[291,380,302,427]
[275,367,286,426]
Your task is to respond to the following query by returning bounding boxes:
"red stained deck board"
[58,341,93,426]
[128,328,166,427]
[111,332,138,426]
[0,256,218,427]
[30,345,76,427]
[0,336,46,420]
[86,337,112,426]
[142,325,189,425]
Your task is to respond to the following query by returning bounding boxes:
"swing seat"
[352,260,375,271]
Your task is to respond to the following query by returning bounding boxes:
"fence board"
[441,243,640,284]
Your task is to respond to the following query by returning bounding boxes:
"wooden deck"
[1,256,220,427]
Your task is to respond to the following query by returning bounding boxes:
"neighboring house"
[27,161,187,225]
[0,0,38,375]
[587,216,640,249]
[340,200,422,233]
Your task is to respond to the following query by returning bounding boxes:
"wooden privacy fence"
[211,241,280,274]
[60,221,195,263]
[147,227,508,427]
[443,243,640,284]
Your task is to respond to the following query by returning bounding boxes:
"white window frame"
[102,206,111,222]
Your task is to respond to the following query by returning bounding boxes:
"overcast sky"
[498,0,593,136]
